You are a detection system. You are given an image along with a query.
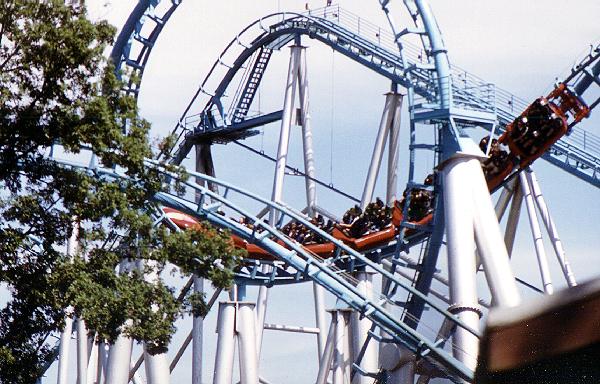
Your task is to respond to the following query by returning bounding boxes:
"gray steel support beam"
[527,170,577,287]
[212,302,236,384]
[386,93,404,206]
[361,93,396,209]
[520,173,554,295]
[442,156,480,371]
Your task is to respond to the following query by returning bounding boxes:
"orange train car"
[162,199,433,262]
[500,85,589,169]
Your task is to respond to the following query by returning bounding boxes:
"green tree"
[0,2,243,382]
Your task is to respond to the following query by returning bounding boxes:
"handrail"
[42,150,479,381]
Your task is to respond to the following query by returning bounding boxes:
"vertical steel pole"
[213,302,236,384]
[193,142,216,384]
[86,338,98,384]
[97,342,108,384]
[237,302,259,384]
[332,310,353,384]
[360,93,394,209]
[269,44,300,220]
[76,319,88,384]
[315,316,336,384]
[331,311,344,384]
[297,46,317,216]
[257,44,301,359]
[494,179,516,220]
[105,261,134,384]
[520,172,554,294]
[386,93,403,206]
[341,310,353,383]
[192,276,204,384]
[312,283,328,363]
[298,46,329,365]
[466,158,520,307]
[143,260,171,384]
[441,156,480,371]
[351,272,377,384]
[58,221,80,384]
[57,316,73,384]
[527,171,577,287]
[196,143,218,195]
[504,177,523,257]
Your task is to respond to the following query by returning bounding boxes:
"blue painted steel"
[110,0,182,97]
[43,152,477,381]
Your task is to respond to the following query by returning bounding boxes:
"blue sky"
[43,1,600,383]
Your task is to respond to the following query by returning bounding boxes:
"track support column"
[142,260,171,384]
[442,156,481,371]
[212,302,236,384]
[298,45,317,216]
[503,177,523,257]
[360,92,398,209]
[520,172,554,294]
[237,302,259,384]
[76,318,88,384]
[105,264,134,384]
[527,170,577,287]
[351,272,377,384]
[386,92,403,206]
[192,276,204,384]
[332,309,352,384]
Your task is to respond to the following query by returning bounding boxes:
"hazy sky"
[44,1,600,383]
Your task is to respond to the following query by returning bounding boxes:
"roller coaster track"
[45,150,476,382]
[51,1,597,382]
[158,7,600,188]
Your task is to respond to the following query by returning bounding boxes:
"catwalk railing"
[161,5,600,189]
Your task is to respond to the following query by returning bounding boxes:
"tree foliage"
[0,2,243,382]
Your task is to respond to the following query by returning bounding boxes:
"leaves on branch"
[0,2,244,381]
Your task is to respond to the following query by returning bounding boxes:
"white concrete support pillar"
[360,93,395,209]
[213,302,236,384]
[76,319,88,384]
[504,178,523,257]
[386,94,403,206]
[527,171,577,287]
[141,260,170,384]
[441,156,480,371]
[351,272,377,384]
[192,276,204,384]
[297,46,318,216]
[57,315,73,384]
[237,302,259,384]
[468,159,521,307]
[520,172,554,295]
[313,283,328,362]
[316,317,336,384]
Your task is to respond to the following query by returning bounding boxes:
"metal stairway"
[230,47,273,124]
[165,7,600,190]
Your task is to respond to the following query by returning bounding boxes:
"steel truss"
[37,1,600,384]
